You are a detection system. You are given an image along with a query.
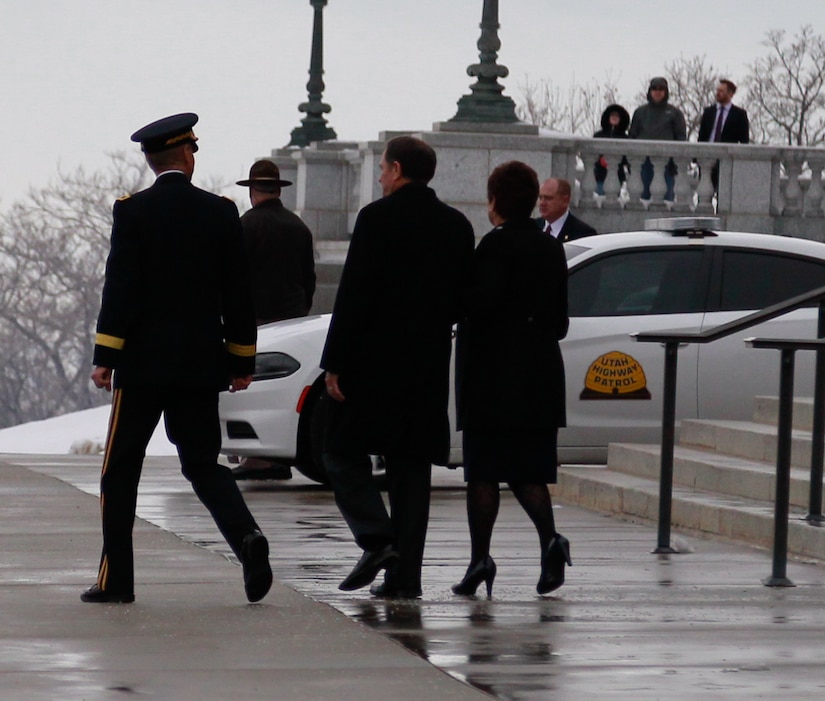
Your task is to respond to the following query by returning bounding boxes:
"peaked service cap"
[131,112,199,153]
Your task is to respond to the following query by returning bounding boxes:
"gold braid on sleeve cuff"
[95,333,126,350]
[227,342,256,357]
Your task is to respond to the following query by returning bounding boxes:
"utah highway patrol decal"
[580,351,651,399]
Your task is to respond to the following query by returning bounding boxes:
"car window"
[719,250,825,310]
[565,243,590,261]
[569,248,704,317]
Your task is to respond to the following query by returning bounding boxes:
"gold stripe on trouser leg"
[97,556,109,589]
[97,389,123,589]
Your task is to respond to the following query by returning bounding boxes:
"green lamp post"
[288,0,338,147]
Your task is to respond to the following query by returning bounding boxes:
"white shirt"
[543,210,570,238]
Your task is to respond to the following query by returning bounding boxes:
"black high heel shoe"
[451,555,497,597]
[537,533,572,595]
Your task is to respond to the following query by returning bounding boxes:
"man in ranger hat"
[230,159,317,481]
[83,112,272,604]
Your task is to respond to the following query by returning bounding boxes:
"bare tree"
[744,25,825,146]
[662,55,721,140]
[516,73,624,135]
[0,152,151,428]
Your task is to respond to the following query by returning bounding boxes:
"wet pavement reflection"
[20,455,825,700]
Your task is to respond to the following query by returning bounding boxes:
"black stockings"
[466,480,556,563]
[510,482,556,554]
[466,481,500,564]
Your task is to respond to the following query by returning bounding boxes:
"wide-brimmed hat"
[236,160,292,188]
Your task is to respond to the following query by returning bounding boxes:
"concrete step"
[753,395,820,431]
[555,464,825,562]
[607,442,819,510]
[680,418,815,470]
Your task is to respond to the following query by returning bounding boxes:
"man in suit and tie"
[698,79,750,194]
[536,177,597,241]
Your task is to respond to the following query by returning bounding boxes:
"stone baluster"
[804,158,825,218]
[559,150,582,207]
[770,158,785,216]
[671,155,694,213]
[624,154,645,209]
[694,156,717,215]
[577,146,599,207]
[783,160,804,217]
[603,153,624,209]
[647,154,670,208]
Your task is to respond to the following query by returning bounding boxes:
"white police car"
[220,218,825,483]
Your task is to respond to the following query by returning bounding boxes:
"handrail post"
[654,341,679,553]
[763,348,796,587]
[806,299,825,523]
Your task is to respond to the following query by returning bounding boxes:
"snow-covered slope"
[0,405,175,455]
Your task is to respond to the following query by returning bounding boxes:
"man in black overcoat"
[535,177,597,241]
[698,79,750,195]
[82,113,272,604]
[320,136,475,598]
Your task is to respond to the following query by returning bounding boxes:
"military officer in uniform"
[82,113,272,604]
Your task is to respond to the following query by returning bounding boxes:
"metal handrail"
[631,284,825,345]
[631,284,825,571]
[745,338,825,586]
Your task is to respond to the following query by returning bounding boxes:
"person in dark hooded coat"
[592,104,630,195]
[628,77,687,202]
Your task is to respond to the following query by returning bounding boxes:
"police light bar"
[644,217,722,236]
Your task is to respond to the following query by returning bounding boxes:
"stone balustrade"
[268,124,825,245]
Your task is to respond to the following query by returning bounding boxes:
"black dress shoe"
[241,531,273,603]
[451,555,497,597]
[338,545,398,591]
[80,584,134,604]
[537,533,572,595]
[369,581,422,599]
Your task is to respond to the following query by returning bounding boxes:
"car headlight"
[253,352,301,380]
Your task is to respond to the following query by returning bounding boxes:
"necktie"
[713,106,726,142]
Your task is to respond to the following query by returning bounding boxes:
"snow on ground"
[0,405,176,456]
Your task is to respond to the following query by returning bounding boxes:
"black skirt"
[461,427,559,484]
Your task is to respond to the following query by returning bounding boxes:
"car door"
[697,247,825,421]
[560,245,709,463]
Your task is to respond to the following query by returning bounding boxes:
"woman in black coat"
[453,161,571,598]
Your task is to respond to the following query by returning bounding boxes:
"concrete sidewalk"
[0,460,490,701]
[6,454,825,700]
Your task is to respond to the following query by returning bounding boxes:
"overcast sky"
[0,1,821,209]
